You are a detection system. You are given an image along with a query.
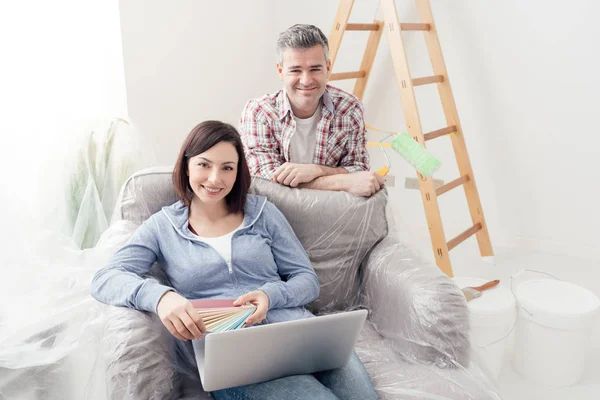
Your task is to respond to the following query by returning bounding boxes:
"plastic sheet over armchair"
[0,167,502,399]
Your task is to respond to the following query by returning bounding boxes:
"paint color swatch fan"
[191,299,256,333]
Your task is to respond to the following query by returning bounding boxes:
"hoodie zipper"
[186,225,235,275]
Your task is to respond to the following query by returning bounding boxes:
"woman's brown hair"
[173,120,251,213]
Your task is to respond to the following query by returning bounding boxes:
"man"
[239,24,385,197]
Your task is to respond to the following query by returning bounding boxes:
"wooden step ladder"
[327,0,493,277]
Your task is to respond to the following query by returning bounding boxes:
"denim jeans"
[211,352,378,400]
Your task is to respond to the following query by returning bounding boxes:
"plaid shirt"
[239,85,370,179]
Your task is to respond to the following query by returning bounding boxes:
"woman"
[91,121,378,399]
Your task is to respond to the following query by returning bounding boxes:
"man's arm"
[297,173,347,191]
[271,162,347,187]
[299,171,384,197]
[238,100,284,179]
[270,160,384,197]
[317,165,348,176]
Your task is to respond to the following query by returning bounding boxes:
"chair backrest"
[114,167,389,312]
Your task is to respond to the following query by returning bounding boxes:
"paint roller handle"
[376,165,390,176]
[471,279,500,292]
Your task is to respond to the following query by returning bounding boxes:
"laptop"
[192,309,367,392]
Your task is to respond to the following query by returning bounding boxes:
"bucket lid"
[515,279,600,329]
[453,277,516,316]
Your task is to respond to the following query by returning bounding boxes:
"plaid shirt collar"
[279,88,335,121]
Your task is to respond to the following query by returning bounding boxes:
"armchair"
[99,167,500,399]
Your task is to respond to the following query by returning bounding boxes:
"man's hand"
[272,163,323,187]
[341,171,386,197]
[233,290,270,326]
[157,291,206,341]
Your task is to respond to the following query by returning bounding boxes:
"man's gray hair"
[276,24,329,65]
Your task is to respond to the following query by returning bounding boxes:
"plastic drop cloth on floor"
[0,167,503,400]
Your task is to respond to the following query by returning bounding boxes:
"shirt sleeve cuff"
[261,168,275,180]
[138,280,175,313]
[257,282,284,310]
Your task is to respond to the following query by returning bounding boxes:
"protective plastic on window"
[0,168,502,400]
[52,117,145,249]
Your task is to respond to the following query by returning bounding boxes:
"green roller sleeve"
[391,132,441,177]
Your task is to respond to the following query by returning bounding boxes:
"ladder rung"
[447,223,482,251]
[366,142,391,147]
[412,75,444,86]
[329,71,366,81]
[346,23,381,31]
[400,23,431,31]
[436,175,469,196]
[424,125,456,141]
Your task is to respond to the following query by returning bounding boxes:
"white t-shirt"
[289,106,321,164]
[195,223,243,269]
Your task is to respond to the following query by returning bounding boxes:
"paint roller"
[367,125,441,178]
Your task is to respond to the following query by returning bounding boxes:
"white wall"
[0,0,128,217]
[428,0,600,260]
[119,0,280,166]
[118,0,600,262]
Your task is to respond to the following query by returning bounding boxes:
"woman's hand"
[234,290,270,326]
[157,291,206,341]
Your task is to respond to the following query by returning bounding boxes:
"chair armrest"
[102,305,175,399]
[362,236,470,367]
